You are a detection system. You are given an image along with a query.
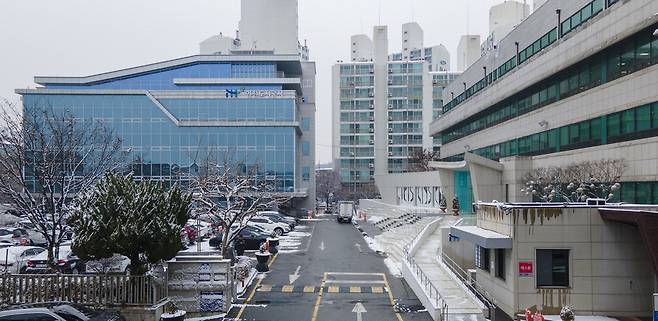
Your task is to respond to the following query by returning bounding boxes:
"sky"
[0,0,538,164]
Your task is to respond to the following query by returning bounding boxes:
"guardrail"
[441,252,496,321]
[402,218,448,320]
[0,274,167,308]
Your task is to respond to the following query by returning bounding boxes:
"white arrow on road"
[319,241,325,251]
[289,265,302,284]
[355,243,362,253]
[352,302,367,321]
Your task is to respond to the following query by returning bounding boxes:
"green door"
[454,171,474,214]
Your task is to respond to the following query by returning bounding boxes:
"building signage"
[240,90,286,98]
[519,261,533,277]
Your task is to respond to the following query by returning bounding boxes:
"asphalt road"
[227,215,433,321]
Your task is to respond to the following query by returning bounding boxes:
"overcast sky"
[0,0,538,164]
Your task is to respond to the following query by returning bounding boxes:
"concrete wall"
[441,226,476,272]
[239,0,300,55]
[475,205,656,317]
[375,171,442,205]
[298,61,317,209]
[351,34,374,62]
[457,35,481,72]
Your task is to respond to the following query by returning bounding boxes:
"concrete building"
[430,0,658,205]
[200,0,309,60]
[534,0,549,11]
[401,22,424,61]
[350,34,374,62]
[332,23,459,186]
[482,1,531,56]
[457,35,481,71]
[445,202,658,318]
[18,0,317,210]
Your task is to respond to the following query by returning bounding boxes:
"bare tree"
[0,100,123,267]
[406,149,440,172]
[521,159,626,202]
[189,155,290,258]
[315,170,341,206]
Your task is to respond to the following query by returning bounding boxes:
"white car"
[246,216,291,236]
[86,254,131,275]
[0,246,46,273]
[0,227,30,245]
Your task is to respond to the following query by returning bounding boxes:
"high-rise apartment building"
[18,0,317,210]
[431,0,658,205]
[332,24,459,185]
[457,35,481,71]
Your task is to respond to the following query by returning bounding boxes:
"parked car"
[0,227,31,245]
[210,226,270,251]
[0,246,45,274]
[2,302,126,321]
[24,245,85,274]
[186,219,212,239]
[86,254,131,275]
[258,211,298,228]
[245,216,290,236]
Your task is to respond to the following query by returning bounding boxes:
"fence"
[0,274,167,308]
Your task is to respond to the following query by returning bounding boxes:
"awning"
[450,226,512,249]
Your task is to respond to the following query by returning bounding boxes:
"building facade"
[17,0,317,210]
[332,23,458,185]
[457,35,481,71]
[431,0,658,205]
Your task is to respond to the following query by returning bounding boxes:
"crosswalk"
[257,284,388,294]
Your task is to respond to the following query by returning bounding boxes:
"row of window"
[470,100,658,161]
[442,0,614,112]
[388,111,423,122]
[340,123,374,134]
[443,24,658,144]
[340,100,374,111]
[339,64,374,75]
[339,147,374,158]
[476,247,568,287]
[340,112,374,122]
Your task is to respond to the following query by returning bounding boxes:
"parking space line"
[327,286,340,293]
[258,284,273,292]
[383,273,404,321]
[325,272,386,277]
[310,272,327,321]
[325,280,386,284]
[236,253,279,319]
[303,286,315,293]
[281,285,294,293]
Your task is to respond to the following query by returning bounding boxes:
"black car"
[209,226,270,251]
[10,302,126,321]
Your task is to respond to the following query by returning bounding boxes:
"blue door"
[454,171,474,214]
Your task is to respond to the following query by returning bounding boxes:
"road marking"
[355,243,362,253]
[282,285,294,293]
[319,241,325,251]
[259,284,273,292]
[349,286,361,293]
[327,286,340,293]
[310,272,327,321]
[372,286,384,294]
[325,280,386,284]
[236,252,279,319]
[289,265,301,284]
[304,286,315,293]
[301,223,317,252]
[383,273,404,321]
[325,272,385,276]
[352,302,367,321]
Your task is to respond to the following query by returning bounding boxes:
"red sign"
[519,262,533,276]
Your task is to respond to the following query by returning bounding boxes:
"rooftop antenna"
[378,0,382,25]
[466,4,470,35]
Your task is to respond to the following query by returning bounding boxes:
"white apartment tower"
[489,0,531,43]
[457,35,481,71]
[333,23,459,185]
[351,34,374,62]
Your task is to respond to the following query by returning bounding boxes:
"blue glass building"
[17,54,317,209]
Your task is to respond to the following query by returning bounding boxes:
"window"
[495,249,505,280]
[302,141,310,156]
[536,249,570,287]
[302,166,310,181]
[302,117,311,131]
[475,246,490,271]
[0,314,58,321]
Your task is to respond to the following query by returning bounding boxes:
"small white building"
[444,202,658,319]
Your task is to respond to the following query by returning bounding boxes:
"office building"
[17,0,317,209]
[429,0,658,206]
[332,23,459,186]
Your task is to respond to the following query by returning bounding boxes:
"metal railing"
[402,222,449,321]
[441,253,496,321]
[0,274,167,308]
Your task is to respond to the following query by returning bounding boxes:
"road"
[226,215,433,321]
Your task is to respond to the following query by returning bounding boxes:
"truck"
[336,201,356,223]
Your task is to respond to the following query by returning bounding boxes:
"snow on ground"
[363,235,385,253]
[299,218,330,222]
[285,231,311,237]
[367,215,386,224]
[181,240,217,253]
[384,258,402,277]
[236,268,257,297]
